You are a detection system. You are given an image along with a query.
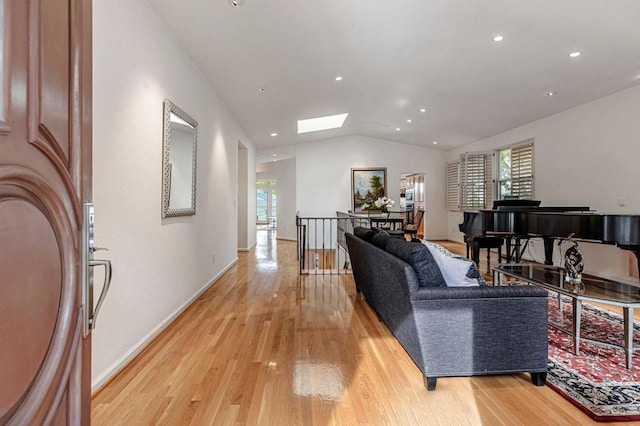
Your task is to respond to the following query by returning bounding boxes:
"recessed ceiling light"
[228,0,244,7]
[395,127,401,131]
[492,34,504,42]
[335,76,343,81]
[297,113,349,134]
[568,51,581,58]
[406,119,412,123]
[420,108,426,112]
[272,154,277,157]
[270,132,278,137]
[545,91,555,96]
[433,141,438,145]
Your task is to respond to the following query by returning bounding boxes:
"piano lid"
[492,200,541,210]
[490,200,591,212]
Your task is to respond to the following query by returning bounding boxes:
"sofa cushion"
[385,239,446,288]
[353,226,376,242]
[371,232,392,250]
[421,240,486,287]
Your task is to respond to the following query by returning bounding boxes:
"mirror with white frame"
[162,99,198,218]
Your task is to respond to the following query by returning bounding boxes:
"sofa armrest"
[411,285,548,301]
[409,286,549,378]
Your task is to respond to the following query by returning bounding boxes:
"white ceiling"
[148,0,640,153]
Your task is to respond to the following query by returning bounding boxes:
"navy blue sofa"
[345,229,548,390]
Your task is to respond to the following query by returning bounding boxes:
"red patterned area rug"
[546,294,640,422]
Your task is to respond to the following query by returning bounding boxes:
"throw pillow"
[385,239,446,287]
[371,232,392,250]
[420,240,486,287]
[353,226,376,242]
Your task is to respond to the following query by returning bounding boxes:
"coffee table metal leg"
[558,292,563,319]
[624,307,634,369]
[573,298,582,355]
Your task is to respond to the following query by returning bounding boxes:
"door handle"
[89,258,112,329]
[82,203,114,336]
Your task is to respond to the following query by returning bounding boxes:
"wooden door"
[0,0,92,424]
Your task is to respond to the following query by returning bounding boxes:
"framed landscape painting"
[351,168,387,213]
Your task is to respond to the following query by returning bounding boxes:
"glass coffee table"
[493,263,640,369]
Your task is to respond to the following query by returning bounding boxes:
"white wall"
[92,0,255,389]
[296,135,447,239]
[447,84,640,280]
[257,158,297,240]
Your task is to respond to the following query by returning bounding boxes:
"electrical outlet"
[619,197,628,207]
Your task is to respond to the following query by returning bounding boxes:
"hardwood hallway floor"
[92,232,599,425]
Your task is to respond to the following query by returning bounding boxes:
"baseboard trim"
[238,240,257,252]
[276,236,297,242]
[91,257,239,395]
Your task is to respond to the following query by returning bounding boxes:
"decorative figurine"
[563,233,583,284]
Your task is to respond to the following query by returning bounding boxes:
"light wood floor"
[93,233,627,425]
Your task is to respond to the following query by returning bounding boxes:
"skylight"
[297,113,349,134]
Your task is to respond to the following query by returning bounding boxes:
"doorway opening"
[400,173,425,238]
[257,179,277,228]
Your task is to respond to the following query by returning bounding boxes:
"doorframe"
[400,172,426,237]
[237,141,249,250]
[256,180,277,225]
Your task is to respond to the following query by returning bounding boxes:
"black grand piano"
[459,200,640,276]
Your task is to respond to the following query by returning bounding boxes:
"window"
[446,140,534,211]
[446,152,494,211]
[498,141,534,200]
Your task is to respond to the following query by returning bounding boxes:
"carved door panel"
[0,0,92,424]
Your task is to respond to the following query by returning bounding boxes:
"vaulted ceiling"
[148,0,640,153]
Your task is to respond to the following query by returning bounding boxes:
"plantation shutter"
[446,160,461,211]
[461,152,492,210]
[484,152,495,209]
[510,142,534,199]
[463,153,484,209]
